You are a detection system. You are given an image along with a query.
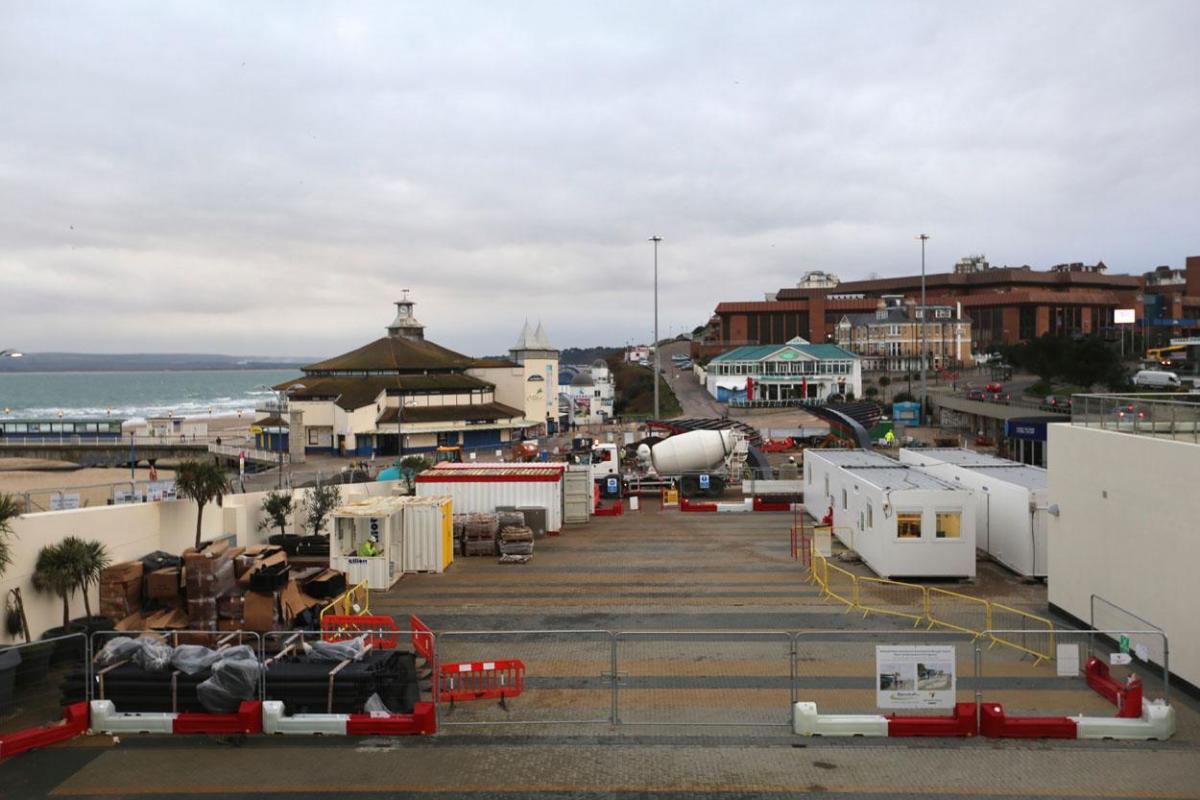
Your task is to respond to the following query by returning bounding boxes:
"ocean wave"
[16,396,263,420]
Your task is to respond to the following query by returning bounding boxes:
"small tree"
[864,386,879,399]
[62,536,110,620]
[305,483,342,535]
[175,460,232,549]
[259,491,294,537]
[399,455,431,495]
[0,493,19,578]
[34,542,77,628]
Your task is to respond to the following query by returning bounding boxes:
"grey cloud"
[1,1,1197,356]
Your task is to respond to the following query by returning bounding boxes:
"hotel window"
[936,512,962,539]
[897,511,922,539]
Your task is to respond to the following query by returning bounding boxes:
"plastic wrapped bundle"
[499,541,534,556]
[96,636,173,672]
[497,510,525,529]
[500,526,533,543]
[196,652,262,713]
[463,513,499,541]
[305,635,368,662]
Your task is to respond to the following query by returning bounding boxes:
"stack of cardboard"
[183,541,238,631]
[234,544,287,633]
[100,562,143,620]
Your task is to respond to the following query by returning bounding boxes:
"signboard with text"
[876,645,956,709]
[1114,308,1136,324]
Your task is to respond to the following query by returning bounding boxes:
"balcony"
[1071,392,1200,443]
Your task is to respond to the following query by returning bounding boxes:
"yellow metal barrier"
[856,576,927,627]
[926,587,990,639]
[988,602,1056,665]
[319,579,370,622]
[822,561,859,610]
[807,542,826,588]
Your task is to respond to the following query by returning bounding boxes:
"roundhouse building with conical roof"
[271,298,558,457]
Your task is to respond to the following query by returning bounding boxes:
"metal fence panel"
[615,631,792,728]
[978,629,1170,720]
[987,604,1055,665]
[927,587,989,638]
[856,577,928,627]
[437,630,613,727]
[794,630,978,717]
[0,633,87,736]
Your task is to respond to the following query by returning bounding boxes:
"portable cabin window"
[866,503,873,529]
[824,475,829,496]
[936,511,962,539]
[841,488,847,510]
[897,511,922,539]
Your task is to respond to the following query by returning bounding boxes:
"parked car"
[1114,402,1146,420]
[1042,395,1072,410]
[984,382,1004,393]
[966,388,985,401]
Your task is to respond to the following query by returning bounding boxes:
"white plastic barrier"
[261,700,349,735]
[793,701,889,737]
[1074,700,1176,741]
[715,500,752,513]
[89,700,175,734]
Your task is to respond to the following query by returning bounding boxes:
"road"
[658,340,725,417]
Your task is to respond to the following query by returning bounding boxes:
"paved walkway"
[3,507,1196,798]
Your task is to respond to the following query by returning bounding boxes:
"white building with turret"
[264,298,558,456]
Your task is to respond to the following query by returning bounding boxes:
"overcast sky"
[2,2,1197,357]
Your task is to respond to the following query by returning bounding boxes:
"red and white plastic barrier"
[261,700,436,736]
[90,699,263,735]
[0,702,89,759]
[794,701,978,737]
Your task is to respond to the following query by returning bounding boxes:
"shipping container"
[415,466,565,533]
[402,495,454,573]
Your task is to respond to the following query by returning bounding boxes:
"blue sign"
[606,477,618,493]
[1151,319,1200,327]
[893,401,921,425]
[1004,418,1063,442]
[699,474,710,489]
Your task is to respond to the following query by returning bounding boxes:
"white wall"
[0,479,406,643]
[1047,425,1200,690]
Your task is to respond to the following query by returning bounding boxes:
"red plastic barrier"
[752,496,792,512]
[347,701,437,736]
[173,701,263,735]
[410,615,435,663]
[0,702,89,759]
[440,659,525,703]
[888,702,977,737]
[980,703,1076,739]
[680,498,718,512]
[322,614,400,650]
[1085,657,1144,718]
[593,502,624,516]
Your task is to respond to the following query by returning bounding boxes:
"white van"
[1132,370,1181,388]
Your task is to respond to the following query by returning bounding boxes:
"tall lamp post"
[649,236,662,420]
[916,234,930,422]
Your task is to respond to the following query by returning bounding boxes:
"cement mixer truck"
[591,428,749,498]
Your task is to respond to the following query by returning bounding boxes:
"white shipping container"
[401,496,453,573]
[416,468,564,533]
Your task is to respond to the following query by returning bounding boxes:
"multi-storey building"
[700,258,1197,359]
[835,298,974,372]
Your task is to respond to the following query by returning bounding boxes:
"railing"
[1071,392,1200,443]
[809,542,1056,665]
[0,435,213,447]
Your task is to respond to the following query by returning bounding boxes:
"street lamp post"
[650,236,662,420]
[916,234,930,423]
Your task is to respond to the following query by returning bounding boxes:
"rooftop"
[711,339,859,363]
[841,465,962,491]
[277,374,493,411]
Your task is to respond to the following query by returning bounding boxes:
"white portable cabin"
[330,495,455,588]
[803,449,976,579]
[415,464,566,533]
[898,448,1048,578]
[330,496,408,589]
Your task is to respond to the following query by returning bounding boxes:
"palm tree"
[61,537,110,620]
[175,460,232,549]
[0,493,20,578]
[34,542,77,629]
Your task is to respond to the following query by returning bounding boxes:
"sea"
[0,369,302,421]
